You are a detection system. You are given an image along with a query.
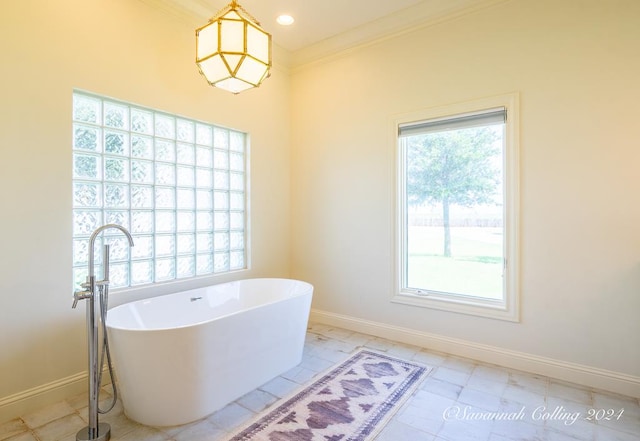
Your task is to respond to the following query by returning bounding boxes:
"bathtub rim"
[105,277,314,333]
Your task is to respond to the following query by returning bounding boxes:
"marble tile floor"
[2,323,639,441]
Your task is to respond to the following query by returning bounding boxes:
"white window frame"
[393,93,520,321]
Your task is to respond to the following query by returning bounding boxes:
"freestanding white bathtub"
[106,278,313,426]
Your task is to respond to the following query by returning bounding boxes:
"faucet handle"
[72,290,92,309]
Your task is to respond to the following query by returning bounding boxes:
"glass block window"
[72,91,247,289]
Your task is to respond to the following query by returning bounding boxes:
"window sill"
[391,290,520,322]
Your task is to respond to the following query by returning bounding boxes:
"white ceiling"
[142,0,495,64]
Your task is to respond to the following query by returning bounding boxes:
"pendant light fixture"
[196,1,272,94]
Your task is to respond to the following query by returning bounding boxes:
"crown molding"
[136,0,509,72]
[290,0,509,71]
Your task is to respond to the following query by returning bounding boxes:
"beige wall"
[0,0,291,413]
[291,0,640,377]
[2,0,639,422]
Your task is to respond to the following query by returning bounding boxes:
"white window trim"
[392,93,520,322]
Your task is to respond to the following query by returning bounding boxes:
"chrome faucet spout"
[88,224,134,281]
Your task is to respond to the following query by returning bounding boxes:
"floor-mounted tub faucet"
[73,224,134,441]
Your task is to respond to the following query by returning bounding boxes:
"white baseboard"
[3,310,637,425]
[0,372,88,424]
[310,309,640,398]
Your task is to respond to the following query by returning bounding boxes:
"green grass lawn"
[407,226,503,300]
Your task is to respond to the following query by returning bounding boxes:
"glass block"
[196,254,213,275]
[74,182,102,207]
[196,124,213,146]
[177,166,195,187]
[177,143,195,165]
[105,211,129,229]
[131,160,154,184]
[156,211,175,233]
[155,187,175,209]
[229,152,244,171]
[131,185,153,209]
[105,157,129,182]
[105,131,129,156]
[214,170,229,190]
[72,93,250,286]
[214,191,229,210]
[176,233,195,254]
[177,255,195,278]
[155,140,176,162]
[156,235,175,257]
[74,125,101,152]
[230,211,244,230]
[196,146,213,168]
[230,250,244,270]
[73,210,101,235]
[155,258,176,281]
[131,211,153,234]
[196,168,213,188]
[197,211,213,231]
[131,108,153,134]
[177,119,195,143]
[177,188,195,209]
[229,172,244,191]
[229,192,244,210]
[156,163,175,186]
[73,239,90,265]
[131,235,153,259]
[104,236,130,262]
[105,184,129,208]
[213,149,229,169]
[196,232,213,253]
[214,232,229,251]
[155,114,175,139]
[74,154,101,180]
[73,267,89,291]
[109,263,129,288]
[91,238,104,266]
[213,127,229,149]
[214,252,230,273]
[131,135,153,159]
[196,190,213,210]
[177,211,195,232]
[94,264,105,280]
[229,131,244,152]
[214,212,230,230]
[73,94,101,124]
[131,260,153,285]
[104,102,129,129]
[230,231,244,249]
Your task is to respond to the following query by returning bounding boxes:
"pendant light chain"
[209,1,261,26]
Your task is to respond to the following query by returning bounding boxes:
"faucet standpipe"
[73,225,133,441]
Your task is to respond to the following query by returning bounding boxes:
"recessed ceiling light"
[276,14,294,26]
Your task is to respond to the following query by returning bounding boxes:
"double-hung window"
[395,94,519,321]
[72,91,247,289]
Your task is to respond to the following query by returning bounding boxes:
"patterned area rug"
[226,350,431,441]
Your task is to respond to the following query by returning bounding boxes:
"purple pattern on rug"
[268,428,313,441]
[363,362,398,378]
[340,378,377,398]
[306,397,354,429]
[227,350,429,441]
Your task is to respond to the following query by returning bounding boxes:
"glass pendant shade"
[196,1,272,94]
